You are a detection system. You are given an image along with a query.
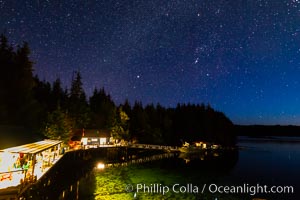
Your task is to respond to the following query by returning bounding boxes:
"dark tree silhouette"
[44,106,73,144]
[89,87,116,129]
[68,71,90,128]
[0,35,38,128]
[51,78,68,111]
[122,102,235,146]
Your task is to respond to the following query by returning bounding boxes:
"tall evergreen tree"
[129,101,149,143]
[32,77,52,130]
[0,35,38,128]
[68,71,90,128]
[0,34,14,122]
[14,42,37,127]
[89,87,116,129]
[44,106,73,144]
[111,107,129,140]
[51,78,67,111]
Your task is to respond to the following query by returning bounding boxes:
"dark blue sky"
[1,0,300,125]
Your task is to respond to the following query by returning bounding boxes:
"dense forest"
[0,35,236,146]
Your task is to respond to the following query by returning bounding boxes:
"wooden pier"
[127,143,179,152]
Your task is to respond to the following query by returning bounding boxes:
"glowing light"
[97,163,105,169]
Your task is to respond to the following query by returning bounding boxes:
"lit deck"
[0,140,63,191]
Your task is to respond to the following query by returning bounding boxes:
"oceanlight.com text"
[125,183,294,196]
[208,183,294,196]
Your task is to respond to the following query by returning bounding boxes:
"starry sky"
[1,0,300,125]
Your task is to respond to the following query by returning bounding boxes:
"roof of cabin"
[0,140,62,154]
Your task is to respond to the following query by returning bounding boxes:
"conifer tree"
[0,35,38,128]
[111,107,129,140]
[89,87,116,129]
[68,71,90,128]
[44,106,73,144]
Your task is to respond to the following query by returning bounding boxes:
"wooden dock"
[127,143,179,152]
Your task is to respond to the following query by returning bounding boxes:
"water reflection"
[82,150,239,200]
[20,148,239,200]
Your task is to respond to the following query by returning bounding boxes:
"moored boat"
[178,146,206,153]
[178,141,222,153]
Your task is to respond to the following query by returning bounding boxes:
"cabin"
[80,129,111,148]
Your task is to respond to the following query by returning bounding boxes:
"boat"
[178,146,206,153]
[178,141,208,153]
[178,141,223,153]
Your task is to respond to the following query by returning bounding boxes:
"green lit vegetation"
[79,164,240,200]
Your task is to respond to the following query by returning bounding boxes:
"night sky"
[1,0,300,125]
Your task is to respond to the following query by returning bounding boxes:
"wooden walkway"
[127,143,179,152]
[105,152,176,168]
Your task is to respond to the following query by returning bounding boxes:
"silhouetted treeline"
[121,102,236,146]
[0,35,236,146]
[235,125,300,137]
[0,35,38,127]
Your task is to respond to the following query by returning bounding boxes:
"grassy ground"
[79,164,242,200]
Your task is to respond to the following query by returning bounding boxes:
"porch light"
[97,163,105,169]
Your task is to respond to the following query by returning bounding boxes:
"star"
[1,0,300,125]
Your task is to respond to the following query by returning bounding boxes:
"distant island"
[234,125,300,137]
